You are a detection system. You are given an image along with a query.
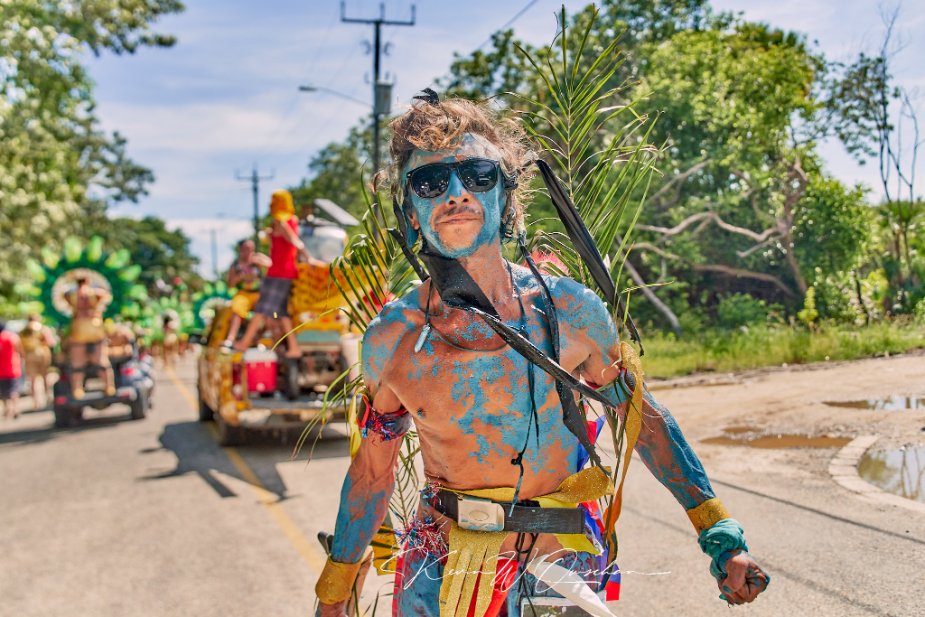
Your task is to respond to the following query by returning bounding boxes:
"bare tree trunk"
[853,271,871,325]
[622,259,682,336]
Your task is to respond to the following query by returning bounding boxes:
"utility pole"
[341,1,415,188]
[235,165,274,244]
[210,228,218,279]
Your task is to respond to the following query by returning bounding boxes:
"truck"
[196,200,362,446]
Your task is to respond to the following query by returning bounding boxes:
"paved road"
[1,356,922,616]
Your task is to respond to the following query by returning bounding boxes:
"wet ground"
[858,444,925,503]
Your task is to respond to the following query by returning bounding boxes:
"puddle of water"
[701,434,853,449]
[823,395,925,411]
[858,446,925,504]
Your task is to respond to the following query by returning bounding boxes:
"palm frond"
[515,6,662,321]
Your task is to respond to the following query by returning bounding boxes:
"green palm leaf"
[514,5,661,320]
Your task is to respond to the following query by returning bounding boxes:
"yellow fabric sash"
[686,497,731,533]
[601,341,644,558]
[438,466,610,617]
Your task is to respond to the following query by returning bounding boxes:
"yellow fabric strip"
[439,523,507,617]
[438,467,613,616]
[686,498,731,534]
[371,522,398,575]
[603,341,645,558]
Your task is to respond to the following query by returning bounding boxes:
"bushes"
[715,293,779,329]
[643,320,925,379]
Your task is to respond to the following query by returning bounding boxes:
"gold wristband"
[315,553,366,605]
[686,498,731,534]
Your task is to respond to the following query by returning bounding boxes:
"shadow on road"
[0,409,134,447]
[139,420,348,501]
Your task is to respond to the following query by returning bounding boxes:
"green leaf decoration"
[203,282,214,296]
[105,249,131,269]
[515,5,659,320]
[13,282,33,296]
[26,260,46,283]
[119,264,142,282]
[87,236,104,263]
[64,237,83,263]
[41,248,59,270]
[129,284,148,300]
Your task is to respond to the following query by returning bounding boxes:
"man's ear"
[407,208,420,230]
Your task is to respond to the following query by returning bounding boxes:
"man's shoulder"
[363,286,423,343]
[362,286,424,381]
[544,275,604,307]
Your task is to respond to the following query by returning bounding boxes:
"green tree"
[85,216,202,294]
[290,123,371,223]
[0,0,183,300]
[627,22,873,323]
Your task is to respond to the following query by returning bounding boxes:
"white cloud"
[86,0,924,270]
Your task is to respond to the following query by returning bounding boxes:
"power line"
[235,165,275,244]
[473,0,540,52]
[340,0,416,223]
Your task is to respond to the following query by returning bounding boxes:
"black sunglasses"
[405,158,506,200]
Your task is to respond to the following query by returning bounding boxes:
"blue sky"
[87,0,925,275]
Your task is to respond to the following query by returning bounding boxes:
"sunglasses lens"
[410,165,450,199]
[458,159,499,192]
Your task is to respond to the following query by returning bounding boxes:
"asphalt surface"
[1,355,922,616]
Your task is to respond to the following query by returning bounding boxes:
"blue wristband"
[697,518,748,580]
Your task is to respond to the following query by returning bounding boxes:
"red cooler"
[243,348,277,394]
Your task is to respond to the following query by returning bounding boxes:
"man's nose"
[445,171,471,205]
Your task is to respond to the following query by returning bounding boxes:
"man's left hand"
[719,549,769,604]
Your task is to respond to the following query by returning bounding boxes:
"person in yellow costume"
[65,277,115,399]
[234,190,311,356]
[222,238,271,348]
[20,314,56,409]
[315,94,769,617]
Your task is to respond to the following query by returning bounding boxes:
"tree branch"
[693,264,796,297]
[622,258,682,335]
[648,158,710,210]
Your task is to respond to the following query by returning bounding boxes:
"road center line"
[165,366,326,574]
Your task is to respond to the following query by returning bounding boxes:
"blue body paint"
[636,390,715,509]
[404,136,506,259]
[331,475,388,563]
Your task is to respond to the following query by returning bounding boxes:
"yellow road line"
[165,366,326,574]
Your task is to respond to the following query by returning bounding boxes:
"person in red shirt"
[0,320,24,420]
[234,189,310,357]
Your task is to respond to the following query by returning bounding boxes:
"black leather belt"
[432,489,585,534]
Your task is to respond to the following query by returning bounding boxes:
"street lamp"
[298,84,371,108]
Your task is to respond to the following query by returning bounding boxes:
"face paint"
[404,134,506,259]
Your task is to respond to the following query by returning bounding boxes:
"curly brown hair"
[387,97,535,237]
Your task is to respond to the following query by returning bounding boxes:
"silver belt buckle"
[456,496,505,532]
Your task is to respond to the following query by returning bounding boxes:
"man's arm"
[328,424,402,563]
[227,265,242,288]
[316,311,407,615]
[250,252,272,269]
[566,280,769,604]
[272,220,311,262]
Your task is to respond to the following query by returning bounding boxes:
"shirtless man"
[108,321,136,363]
[223,238,271,348]
[65,277,114,398]
[315,98,768,616]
